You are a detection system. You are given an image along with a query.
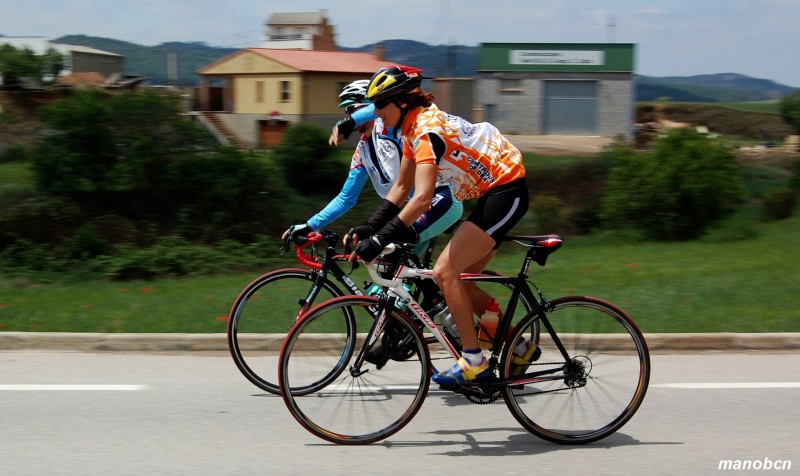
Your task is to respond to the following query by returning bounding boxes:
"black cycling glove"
[333,117,357,140]
[347,199,401,244]
[355,216,417,262]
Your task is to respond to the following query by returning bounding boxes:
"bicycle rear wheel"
[227,268,346,394]
[501,296,650,445]
[279,296,431,445]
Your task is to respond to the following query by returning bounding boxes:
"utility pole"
[446,42,456,77]
[167,52,178,85]
[607,15,616,43]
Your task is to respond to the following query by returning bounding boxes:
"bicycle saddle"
[503,234,563,266]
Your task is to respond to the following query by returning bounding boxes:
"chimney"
[374,42,385,61]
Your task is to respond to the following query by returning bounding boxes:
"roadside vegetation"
[1,89,799,333]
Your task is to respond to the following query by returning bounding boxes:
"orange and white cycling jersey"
[400,104,525,202]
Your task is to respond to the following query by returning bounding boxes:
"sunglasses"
[373,98,393,110]
[344,104,359,115]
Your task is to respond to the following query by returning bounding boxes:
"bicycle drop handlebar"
[283,229,354,271]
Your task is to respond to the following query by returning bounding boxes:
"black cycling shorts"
[467,178,529,249]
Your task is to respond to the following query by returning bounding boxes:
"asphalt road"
[2,351,798,476]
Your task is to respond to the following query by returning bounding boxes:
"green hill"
[54,35,238,85]
[53,35,797,101]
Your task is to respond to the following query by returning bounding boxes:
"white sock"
[513,337,531,357]
[461,349,484,366]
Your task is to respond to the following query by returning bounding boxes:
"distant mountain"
[339,39,478,78]
[54,35,795,102]
[54,35,238,85]
[635,73,794,102]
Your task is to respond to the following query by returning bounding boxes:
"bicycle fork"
[348,295,395,377]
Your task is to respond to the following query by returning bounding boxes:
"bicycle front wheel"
[501,296,650,445]
[227,268,346,394]
[279,296,431,445]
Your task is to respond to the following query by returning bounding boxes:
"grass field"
[1,211,798,334]
[1,133,798,335]
[0,161,35,194]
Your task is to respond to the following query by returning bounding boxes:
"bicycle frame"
[279,232,650,445]
[357,235,566,385]
[290,233,364,318]
[288,230,442,319]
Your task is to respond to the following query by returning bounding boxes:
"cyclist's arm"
[397,162,437,227]
[395,131,442,226]
[307,166,369,230]
[350,104,377,127]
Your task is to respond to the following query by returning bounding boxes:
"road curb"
[1,332,799,353]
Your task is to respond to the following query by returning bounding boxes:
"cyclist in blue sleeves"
[282,80,464,366]
[284,79,462,256]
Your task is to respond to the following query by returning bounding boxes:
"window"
[255,81,264,103]
[500,78,523,93]
[280,81,291,102]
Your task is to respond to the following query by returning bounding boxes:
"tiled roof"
[247,48,394,74]
[56,72,107,87]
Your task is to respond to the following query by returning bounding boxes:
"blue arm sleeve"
[350,104,377,127]
[307,167,369,230]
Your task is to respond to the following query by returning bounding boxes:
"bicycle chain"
[510,361,586,398]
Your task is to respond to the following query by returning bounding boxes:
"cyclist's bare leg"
[465,280,494,317]
[433,221,496,351]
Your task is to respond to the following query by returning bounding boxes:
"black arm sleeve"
[365,198,401,232]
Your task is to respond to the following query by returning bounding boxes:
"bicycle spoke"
[280,296,431,445]
[501,296,650,444]
[228,269,344,394]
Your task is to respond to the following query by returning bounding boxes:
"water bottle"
[364,281,384,297]
[478,298,501,349]
[439,307,459,340]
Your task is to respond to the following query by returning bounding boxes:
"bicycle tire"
[500,296,650,445]
[227,268,347,394]
[279,295,431,445]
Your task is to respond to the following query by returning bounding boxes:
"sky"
[1,0,799,87]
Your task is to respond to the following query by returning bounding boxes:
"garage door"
[543,81,597,134]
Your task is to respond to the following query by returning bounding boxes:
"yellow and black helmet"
[366,65,424,101]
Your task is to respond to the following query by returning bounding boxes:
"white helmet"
[338,79,371,108]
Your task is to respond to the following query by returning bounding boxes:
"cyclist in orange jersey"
[348,65,538,389]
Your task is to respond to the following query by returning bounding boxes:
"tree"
[30,89,279,241]
[33,89,215,197]
[602,129,746,240]
[0,44,63,85]
[779,89,800,136]
[273,122,343,197]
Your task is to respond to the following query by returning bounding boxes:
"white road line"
[0,384,148,391]
[652,382,800,389]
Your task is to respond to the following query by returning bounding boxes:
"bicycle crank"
[457,379,502,405]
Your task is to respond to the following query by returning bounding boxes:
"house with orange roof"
[195,47,391,148]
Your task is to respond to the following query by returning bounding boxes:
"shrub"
[602,129,747,240]
[273,122,343,197]
[86,235,283,280]
[531,194,566,233]
[760,188,797,221]
[0,193,85,246]
[779,89,800,136]
[0,143,30,163]
[790,158,800,191]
